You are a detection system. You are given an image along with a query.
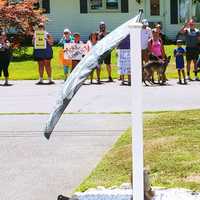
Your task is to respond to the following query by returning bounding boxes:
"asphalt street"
[1,79,200,200]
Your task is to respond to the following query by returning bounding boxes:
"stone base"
[74,188,200,200]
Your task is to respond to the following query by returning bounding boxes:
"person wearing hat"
[174,40,187,84]
[71,32,84,71]
[141,19,152,64]
[58,28,74,81]
[0,32,11,86]
[33,23,54,84]
[180,19,200,81]
[98,21,113,82]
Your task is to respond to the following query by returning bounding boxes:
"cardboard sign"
[34,31,46,49]
[64,43,87,60]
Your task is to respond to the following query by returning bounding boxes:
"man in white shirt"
[141,19,152,64]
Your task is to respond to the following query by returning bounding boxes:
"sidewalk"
[1,79,200,113]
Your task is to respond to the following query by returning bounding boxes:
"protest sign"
[34,31,46,49]
[64,43,87,60]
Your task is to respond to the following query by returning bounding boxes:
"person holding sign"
[58,28,74,81]
[71,32,84,71]
[33,23,54,85]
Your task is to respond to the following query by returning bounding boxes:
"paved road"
[1,79,200,200]
[0,114,130,200]
[0,80,200,113]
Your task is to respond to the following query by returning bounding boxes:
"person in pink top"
[148,28,167,82]
[148,28,165,61]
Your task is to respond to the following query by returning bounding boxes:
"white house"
[39,0,200,41]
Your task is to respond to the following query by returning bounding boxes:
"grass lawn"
[76,110,200,192]
[0,45,182,80]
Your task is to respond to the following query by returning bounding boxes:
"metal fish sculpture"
[44,12,143,139]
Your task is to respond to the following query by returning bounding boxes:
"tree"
[0,0,46,38]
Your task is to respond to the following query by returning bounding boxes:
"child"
[174,40,187,84]
[117,35,131,85]
[86,32,101,84]
[0,32,11,86]
[58,28,73,81]
[71,32,83,71]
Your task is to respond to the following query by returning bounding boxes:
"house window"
[179,0,190,23]
[88,0,120,12]
[150,0,160,16]
[90,0,103,10]
[106,0,119,9]
[192,0,200,22]
[42,0,50,14]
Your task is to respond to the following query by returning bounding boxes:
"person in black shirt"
[0,32,11,86]
[180,19,200,81]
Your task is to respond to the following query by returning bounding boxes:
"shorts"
[99,51,111,65]
[176,65,184,70]
[33,47,53,61]
[186,47,199,61]
[64,66,69,74]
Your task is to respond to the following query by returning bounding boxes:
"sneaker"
[177,80,182,84]
[128,81,131,86]
[195,77,200,81]
[97,79,101,84]
[36,81,43,85]
[4,82,9,86]
[120,81,125,86]
[48,80,55,85]
[183,80,188,85]
[108,77,113,82]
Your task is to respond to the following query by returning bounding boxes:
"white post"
[129,22,144,200]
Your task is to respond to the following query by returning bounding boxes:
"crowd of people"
[0,18,200,86]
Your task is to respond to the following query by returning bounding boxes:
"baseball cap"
[100,21,105,25]
[64,28,71,33]
[142,19,149,26]
[176,40,183,44]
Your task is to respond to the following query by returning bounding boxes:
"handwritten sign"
[34,31,46,49]
[64,43,87,60]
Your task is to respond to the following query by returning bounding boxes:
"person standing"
[174,40,187,84]
[98,21,113,82]
[71,32,83,71]
[86,32,101,84]
[117,35,131,85]
[148,29,165,61]
[180,19,200,81]
[33,23,54,84]
[0,32,11,86]
[148,29,166,83]
[58,28,73,81]
[141,19,152,64]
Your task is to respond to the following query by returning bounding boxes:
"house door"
[145,0,166,31]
